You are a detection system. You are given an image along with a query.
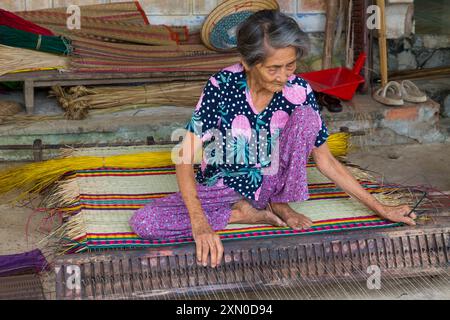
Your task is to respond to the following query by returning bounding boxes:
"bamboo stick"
[377,0,388,87]
[389,66,450,81]
[345,0,353,68]
[323,0,339,69]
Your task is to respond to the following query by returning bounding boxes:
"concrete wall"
[1,0,327,32]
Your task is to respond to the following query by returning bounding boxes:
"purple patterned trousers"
[129,106,321,239]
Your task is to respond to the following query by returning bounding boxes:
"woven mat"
[70,39,240,73]
[55,160,402,254]
[70,36,216,58]
[16,1,149,25]
[15,2,178,45]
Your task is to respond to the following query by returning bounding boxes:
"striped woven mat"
[16,2,150,25]
[69,37,240,73]
[15,2,181,45]
[56,162,403,254]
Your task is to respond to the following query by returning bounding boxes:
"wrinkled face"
[243,46,297,93]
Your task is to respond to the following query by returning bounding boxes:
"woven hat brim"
[201,0,280,51]
[0,101,23,116]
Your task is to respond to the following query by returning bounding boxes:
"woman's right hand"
[191,219,223,268]
[177,132,223,268]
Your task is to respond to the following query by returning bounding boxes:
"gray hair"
[236,10,309,67]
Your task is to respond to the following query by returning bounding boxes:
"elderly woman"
[130,10,416,267]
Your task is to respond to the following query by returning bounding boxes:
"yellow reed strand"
[0,152,173,202]
[327,132,350,157]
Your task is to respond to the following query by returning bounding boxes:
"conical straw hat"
[201,0,279,52]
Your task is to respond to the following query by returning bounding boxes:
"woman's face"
[244,46,297,93]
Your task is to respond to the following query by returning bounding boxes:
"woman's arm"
[311,142,416,226]
[176,131,223,267]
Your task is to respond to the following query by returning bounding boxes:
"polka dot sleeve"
[303,83,330,148]
[185,75,221,139]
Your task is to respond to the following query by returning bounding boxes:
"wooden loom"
[54,194,449,300]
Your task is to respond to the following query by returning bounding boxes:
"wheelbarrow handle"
[352,53,367,75]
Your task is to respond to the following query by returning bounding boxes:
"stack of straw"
[0,44,69,76]
[0,152,174,204]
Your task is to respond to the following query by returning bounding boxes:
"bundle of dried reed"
[0,44,69,76]
[50,81,205,119]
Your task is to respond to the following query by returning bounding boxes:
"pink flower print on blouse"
[216,178,225,187]
[254,186,262,201]
[288,74,296,82]
[231,114,252,140]
[306,83,313,95]
[223,63,244,73]
[282,83,307,105]
[195,92,205,111]
[201,157,207,173]
[270,110,289,135]
[210,76,220,89]
[202,131,213,142]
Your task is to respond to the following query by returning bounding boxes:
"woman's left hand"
[311,144,417,227]
[377,204,416,226]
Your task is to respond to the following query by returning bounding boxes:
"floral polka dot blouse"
[185,63,329,200]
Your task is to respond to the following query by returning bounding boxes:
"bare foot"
[269,203,313,230]
[230,200,287,227]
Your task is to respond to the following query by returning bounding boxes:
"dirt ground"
[0,143,449,299]
[347,143,450,191]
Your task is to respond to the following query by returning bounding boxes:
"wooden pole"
[322,0,339,69]
[377,0,388,87]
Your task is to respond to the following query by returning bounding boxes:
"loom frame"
[54,209,449,300]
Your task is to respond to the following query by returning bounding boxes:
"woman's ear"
[241,59,251,72]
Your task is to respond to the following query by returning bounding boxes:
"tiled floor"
[415,0,450,35]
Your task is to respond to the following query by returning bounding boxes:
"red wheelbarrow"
[299,53,366,101]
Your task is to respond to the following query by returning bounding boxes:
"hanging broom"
[0,25,72,55]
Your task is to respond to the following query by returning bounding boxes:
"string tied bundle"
[0,25,72,55]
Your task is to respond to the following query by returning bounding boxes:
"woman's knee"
[129,206,164,239]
